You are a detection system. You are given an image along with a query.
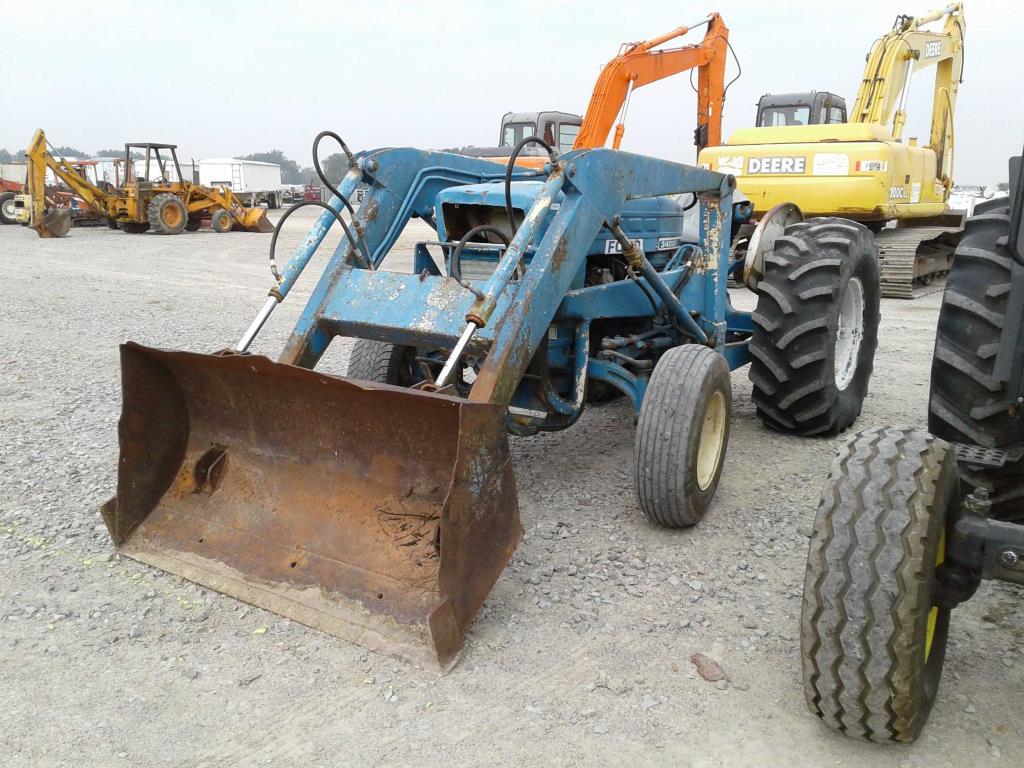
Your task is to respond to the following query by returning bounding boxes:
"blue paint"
[268,145,756,428]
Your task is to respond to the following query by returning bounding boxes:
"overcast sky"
[2,0,1017,184]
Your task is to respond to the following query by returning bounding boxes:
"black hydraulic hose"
[504,136,558,235]
[450,225,510,282]
[268,200,370,281]
[312,130,373,268]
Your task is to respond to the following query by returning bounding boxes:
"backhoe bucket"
[239,207,275,233]
[32,208,72,238]
[100,343,521,672]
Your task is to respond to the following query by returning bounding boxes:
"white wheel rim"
[696,390,727,491]
[1,199,14,218]
[834,277,864,391]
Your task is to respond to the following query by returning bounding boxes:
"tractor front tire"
[210,209,234,233]
[147,193,187,235]
[345,339,417,386]
[801,427,957,743]
[634,344,731,528]
[749,217,880,436]
[0,192,16,225]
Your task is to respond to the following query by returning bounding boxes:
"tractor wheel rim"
[925,528,946,661]
[1,198,14,218]
[696,390,727,491]
[834,277,864,391]
[162,204,183,227]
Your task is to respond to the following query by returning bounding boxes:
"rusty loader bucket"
[100,343,521,671]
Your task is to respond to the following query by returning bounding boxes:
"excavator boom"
[573,13,730,155]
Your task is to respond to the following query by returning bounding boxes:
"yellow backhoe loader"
[700,4,966,297]
[25,129,273,237]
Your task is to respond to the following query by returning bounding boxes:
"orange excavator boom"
[573,13,730,155]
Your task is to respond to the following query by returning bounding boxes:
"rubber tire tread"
[928,207,1018,452]
[0,192,15,225]
[749,217,880,436]
[146,193,187,235]
[634,344,731,528]
[210,209,233,233]
[345,339,407,384]
[801,426,956,743]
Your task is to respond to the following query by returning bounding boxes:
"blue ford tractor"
[100,134,880,671]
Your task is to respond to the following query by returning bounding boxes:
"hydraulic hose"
[268,200,370,281]
[503,136,558,236]
[312,130,373,268]
[450,225,510,283]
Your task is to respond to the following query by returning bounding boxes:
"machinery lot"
[1,211,1021,766]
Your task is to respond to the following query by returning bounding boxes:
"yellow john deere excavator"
[25,129,273,237]
[700,4,965,297]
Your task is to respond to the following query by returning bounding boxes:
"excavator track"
[875,225,962,299]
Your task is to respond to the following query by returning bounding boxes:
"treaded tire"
[634,344,731,528]
[345,339,415,385]
[749,216,880,436]
[185,218,201,232]
[147,193,187,235]
[0,192,16,225]
[210,209,234,233]
[801,426,957,743]
[929,207,1018,455]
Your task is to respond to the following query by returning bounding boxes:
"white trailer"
[197,158,283,208]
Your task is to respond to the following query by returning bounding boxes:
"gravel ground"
[1,210,1021,767]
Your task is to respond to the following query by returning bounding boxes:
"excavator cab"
[498,111,582,155]
[755,91,848,127]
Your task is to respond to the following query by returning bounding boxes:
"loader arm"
[572,12,729,155]
[26,128,113,236]
[850,3,965,184]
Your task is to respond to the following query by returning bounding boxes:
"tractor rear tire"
[801,427,957,743]
[147,193,187,235]
[634,344,731,528]
[0,192,15,225]
[749,217,880,436]
[210,209,234,233]
[927,207,1023,503]
[345,339,417,386]
[185,218,202,232]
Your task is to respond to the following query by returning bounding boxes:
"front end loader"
[101,136,881,671]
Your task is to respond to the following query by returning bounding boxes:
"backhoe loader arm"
[26,129,111,227]
[850,4,965,182]
[572,13,729,155]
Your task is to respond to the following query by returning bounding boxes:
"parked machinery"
[800,146,1023,742]
[701,4,967,298]
[97,110,881,670]
[24,130,273,237]
[464,14,731,167]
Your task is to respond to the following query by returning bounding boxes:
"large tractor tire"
[0,192,16,225]
[345,339,417,386]
[147,193,187,235]
[749,217,880,436]
[801,426,958,743]
[634,344,731,528]
[928,206,1022,503]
